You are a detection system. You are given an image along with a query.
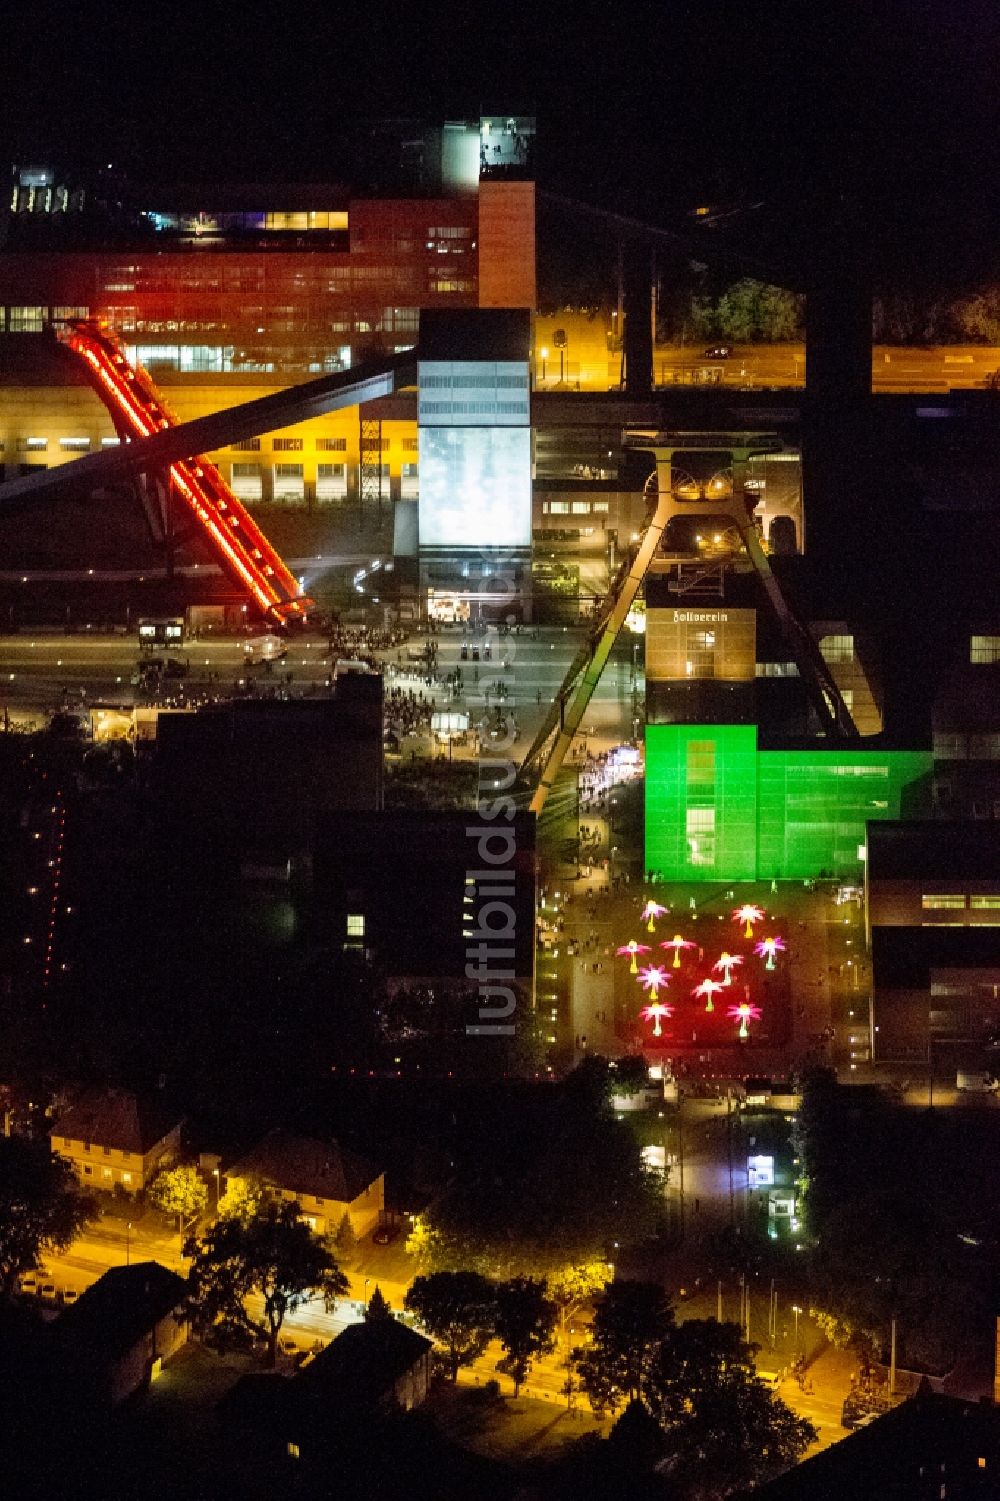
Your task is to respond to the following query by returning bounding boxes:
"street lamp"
[364,1277,371,1312]
[792,1304,802,1351]
[212,1167,220,1211]
[539,347,548,383]
[126,1220,132,1267]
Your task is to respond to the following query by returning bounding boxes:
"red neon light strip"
[61,324,310,622]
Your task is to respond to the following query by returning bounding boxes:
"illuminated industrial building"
[0,122,536,620]
[645,724,931,881]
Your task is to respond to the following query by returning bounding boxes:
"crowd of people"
[383,684,438,741]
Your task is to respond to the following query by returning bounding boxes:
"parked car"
[39,1283,57,1305]
[59,1288,79,1307]
[17,1273,37,1297]
[372,1224,401,1246]
[703,345,732,359]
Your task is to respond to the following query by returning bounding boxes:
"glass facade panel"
[646,726,932,882]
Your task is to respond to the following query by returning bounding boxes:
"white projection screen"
[419,426,532,548]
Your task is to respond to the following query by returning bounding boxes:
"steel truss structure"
[521,430,859,814]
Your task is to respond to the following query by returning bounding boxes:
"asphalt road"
[0,625,641,753]
[653,342,1000,393]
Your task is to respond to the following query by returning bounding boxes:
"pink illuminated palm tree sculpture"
[617,940,651,975]
[728,1000,763,1039]
[692,977,725,1013]
[713,951,744,987]
[640,998,674,1037]
[754,935,787,971]
[640,900,668,933]
[733,904,765,940]
[638,965,669,1002]
[660,933,697,970]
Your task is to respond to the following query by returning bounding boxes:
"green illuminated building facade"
[645,724,932,881]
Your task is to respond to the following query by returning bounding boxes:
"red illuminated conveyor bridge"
[57,320,312,626]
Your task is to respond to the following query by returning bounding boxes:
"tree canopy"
[407,1061,665,1278]
[795,1069,986,1370]
[184,1196,348,1366]
[0,1136,95,1296]
[404,1271,497,1382]
[148,1164,207,1231]
[492,1276,557,1397]
[574,1280,674,1416]
[645,1319,816,1498]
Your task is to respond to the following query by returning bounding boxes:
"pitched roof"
[296,1318,432,1408]
[227,1128,381,1204]
[750,1389,1000,1500]
[51,1087,181,1155]
[54,1262,187,1360]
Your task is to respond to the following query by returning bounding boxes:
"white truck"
[956,1070,997,1094]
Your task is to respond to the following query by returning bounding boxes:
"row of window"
[60,1137,133,1158]
[4,434,419,456]
[2,437,124,453]
[818,634,854,664]
[921,894,1000,909]
[933,732,1000,761]
[421,374,528,390]
[543,499,610,515]
[2,305,90,331]
[970,636,1000,663]
[419,400,528,415]
[82,1165,134,1184]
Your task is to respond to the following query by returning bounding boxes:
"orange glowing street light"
[713,952,744,986]
[692,977,725,1013]
[617,940,651,974]
[733,904,765,939]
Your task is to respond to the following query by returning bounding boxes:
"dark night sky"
[3,0,1000,234]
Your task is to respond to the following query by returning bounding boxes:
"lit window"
[346,914,365,937]
[287,1443,300,1460]
[59,436,91,451]
[102,1167,112,1179]
[317,436,348,452]
[9,305,46,333]
[273,437,304,452]
[970,635,1000,664]
[819,633,854,663]
[18,437,48,451]
[83,1166,92,1176]
[232,438,261,452]
[971,896,1000,909]
[921,895,966,909]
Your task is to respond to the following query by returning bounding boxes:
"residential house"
[50,1087,183,1194]
[225,1128,384,1240]
[52,1261,188,1408]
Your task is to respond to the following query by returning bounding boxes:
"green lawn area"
[429,1382,607,1461]
[112,1343,281,1498]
